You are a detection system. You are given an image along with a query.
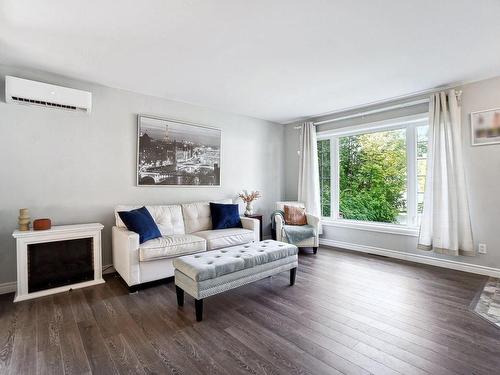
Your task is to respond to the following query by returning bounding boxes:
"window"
[416,125,428,215]
[317,139,331,217]
[317,115,428,228]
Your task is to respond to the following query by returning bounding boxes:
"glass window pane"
[417,159,427,176]
[317,139,331,217]
[417,125,429,158]
[417,142,427,158]
[418,176,426,193]
[416,125,428,219]
[338,129,407,224]
[417,192,425,214]
[417,125,428,142]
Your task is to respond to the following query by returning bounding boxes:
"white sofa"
[274,201,320,253]
[112,200,259,290]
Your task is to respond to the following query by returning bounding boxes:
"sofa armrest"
[240,217,260,242]
[112,226,141,286]
[274,215,285,242]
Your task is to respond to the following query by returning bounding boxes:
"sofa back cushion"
[181,199,232,233]
[275,201,305,212]
[115,205,185,235]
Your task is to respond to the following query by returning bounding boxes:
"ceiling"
[2,0,500,124]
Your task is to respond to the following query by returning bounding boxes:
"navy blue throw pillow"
[118,206,162,244]
[210,202,242,230]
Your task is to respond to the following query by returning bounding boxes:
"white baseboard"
[320,238,500,278]
[102,264,115,274]
[0,281,17,295]
[0,263,115,296]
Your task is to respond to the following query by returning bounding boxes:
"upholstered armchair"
[274,201,320,253]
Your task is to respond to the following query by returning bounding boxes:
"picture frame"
[470,108,500,146]
[136,115,221,186]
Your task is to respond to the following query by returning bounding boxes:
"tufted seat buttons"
[173,241,299,283]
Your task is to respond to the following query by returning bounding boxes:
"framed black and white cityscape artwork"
[471,108,500,146]
[137,115,221,186]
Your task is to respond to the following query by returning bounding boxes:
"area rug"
[471,277,500,329]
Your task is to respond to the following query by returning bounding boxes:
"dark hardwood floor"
[1,246,500,375]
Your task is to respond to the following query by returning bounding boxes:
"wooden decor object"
[33,218,52,231]
[18,208,30,231]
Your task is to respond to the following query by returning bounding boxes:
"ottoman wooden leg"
[176,286,184,307]
[290,267,297,286]
[195,299,203,322]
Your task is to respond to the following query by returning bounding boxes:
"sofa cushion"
[139,234,206,262]
[118,207,162,244]
[173,240,298,281]
[209,202,242,230]
[115,205,185,236]
[181,199,232,234]
[193,228,254,250]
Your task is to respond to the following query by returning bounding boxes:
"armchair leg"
[313,247,318,254]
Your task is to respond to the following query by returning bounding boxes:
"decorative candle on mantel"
[18,208,30,231]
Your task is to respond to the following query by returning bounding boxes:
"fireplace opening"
[28,237,94,293]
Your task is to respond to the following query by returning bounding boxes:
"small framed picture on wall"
[470,108,500,146]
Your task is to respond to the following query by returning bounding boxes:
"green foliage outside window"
[339,129,407,223]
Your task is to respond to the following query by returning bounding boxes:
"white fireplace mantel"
[13,223,105,302]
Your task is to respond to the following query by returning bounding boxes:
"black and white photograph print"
[137,115,221,186]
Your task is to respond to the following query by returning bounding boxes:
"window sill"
[321,219,419,237]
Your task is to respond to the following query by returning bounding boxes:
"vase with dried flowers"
[238,190,261,216]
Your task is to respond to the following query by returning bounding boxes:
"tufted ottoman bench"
[172,240,298,321]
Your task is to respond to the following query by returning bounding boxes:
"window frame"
[317,114,428,236]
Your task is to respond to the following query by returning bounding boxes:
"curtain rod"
[293,86,463,129]
[313,98,429,126]
[293,98,428,130]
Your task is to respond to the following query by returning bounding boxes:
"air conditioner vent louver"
[5,76,92,113]
[11,96,80,111]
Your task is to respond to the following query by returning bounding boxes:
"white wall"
[0,66,285,285]
[284,76,500,270]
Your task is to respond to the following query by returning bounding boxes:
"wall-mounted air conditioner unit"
[5,76,92,113]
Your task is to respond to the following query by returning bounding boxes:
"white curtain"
[298,122,322,223]
[418,89,474,256]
